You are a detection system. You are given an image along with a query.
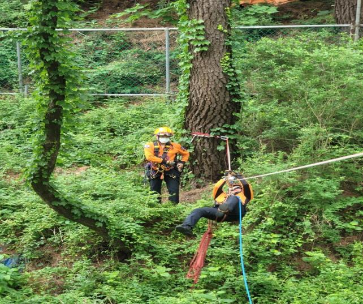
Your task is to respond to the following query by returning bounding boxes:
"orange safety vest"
[212,177,253,205]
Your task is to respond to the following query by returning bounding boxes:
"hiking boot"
[175,224,194,236]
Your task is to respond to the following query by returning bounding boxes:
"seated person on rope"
[144,127,190,204]
[175,173,253,236]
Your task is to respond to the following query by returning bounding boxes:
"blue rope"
[238,197,253,304]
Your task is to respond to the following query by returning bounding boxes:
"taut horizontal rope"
[244,152,363,181]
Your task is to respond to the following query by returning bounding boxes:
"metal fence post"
[354,0,362,42]
[165,28,171,96]
[16,41,23,93]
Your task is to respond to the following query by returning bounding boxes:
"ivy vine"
[22,0,130,255]
[174,0,210,106]
[219,6,242,99]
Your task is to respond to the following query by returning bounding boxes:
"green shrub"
[0,97,34,172]
[0,255,24,297]
[0,37,19,92]
[0,0,27,27]
[236,32,363,154]
[74,32,131,67]
[232,4,278,26]
[58,99,178,168]
[85,49,164,94]
[73,32,165,94]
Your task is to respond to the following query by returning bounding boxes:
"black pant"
[149,169,180,203]
[182,196,246,228]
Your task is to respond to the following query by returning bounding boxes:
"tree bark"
[184,0,240,181]
[335,0,362,25]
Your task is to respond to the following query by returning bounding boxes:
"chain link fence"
[0,24,360,96]
[0,33,23,95]
[233,24,351,42]
[0,28,179,96]
[232,24,355,61]
[68,28,179,96]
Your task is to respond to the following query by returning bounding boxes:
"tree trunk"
[27,0,131,257]
[335,0,362,25]
[184,0,240,181]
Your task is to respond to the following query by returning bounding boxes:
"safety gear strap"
[153,140,171,158]
[150,141,175,176]
[239,177,252,204]
[219,214,228,222]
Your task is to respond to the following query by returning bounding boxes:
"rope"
[186,221,214,284]
[238,197,253,304]
[191,132,232,171]
[234,151,363,303]
[243,152,363,181]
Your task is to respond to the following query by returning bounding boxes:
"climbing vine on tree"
[23,0,131,254]
[174,0,210,106]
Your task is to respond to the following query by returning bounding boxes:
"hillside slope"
[1,1,362,303]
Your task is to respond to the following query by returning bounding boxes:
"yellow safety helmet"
[154,127,174,136]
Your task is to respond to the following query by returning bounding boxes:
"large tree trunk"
[335,0,362,25]
[184,0,240,181]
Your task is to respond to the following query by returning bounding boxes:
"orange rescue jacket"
[144,141,190,171]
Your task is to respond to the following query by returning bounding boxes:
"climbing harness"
[212,174,253,206]
[146,141,174,180]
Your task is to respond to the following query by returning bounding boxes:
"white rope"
[244,152,363,181]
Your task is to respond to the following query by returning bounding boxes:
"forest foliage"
[0,0,363,303]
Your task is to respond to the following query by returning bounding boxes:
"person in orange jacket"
[144,127,190,203]
[175,173,253,236]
